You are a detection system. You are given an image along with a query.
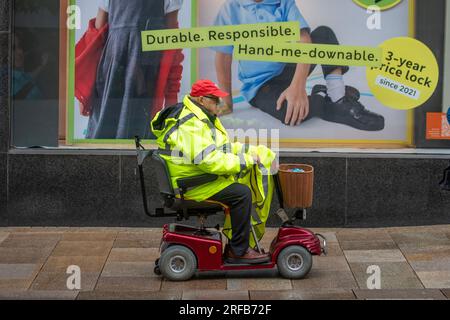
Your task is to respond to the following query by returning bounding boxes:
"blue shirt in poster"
[447,107,450,125]
[212,0,310,102]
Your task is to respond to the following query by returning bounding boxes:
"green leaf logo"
[353,0,403,11]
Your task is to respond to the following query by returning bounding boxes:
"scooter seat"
[165,198,226,215]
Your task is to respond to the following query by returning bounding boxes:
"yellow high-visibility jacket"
[151,95,276,247]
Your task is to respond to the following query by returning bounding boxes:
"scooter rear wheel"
[159,245,197,281]
[277,245,313,279]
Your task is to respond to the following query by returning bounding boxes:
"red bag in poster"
[75,19,183,119]
[75,18,109,117]
[152,49,184,118]
[165,49,184,107]
[152,21,184,118]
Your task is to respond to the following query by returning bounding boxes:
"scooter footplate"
[223,262,274,268]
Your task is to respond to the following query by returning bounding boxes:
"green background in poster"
[353,0,402,10]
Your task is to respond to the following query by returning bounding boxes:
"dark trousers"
[250,26,350,124]
[209,183,253,256]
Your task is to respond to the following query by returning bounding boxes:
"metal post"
[251,224,262,254]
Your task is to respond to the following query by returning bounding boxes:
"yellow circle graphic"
[366,37,439,110]
[353,0,403,11]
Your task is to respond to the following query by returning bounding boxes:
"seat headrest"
[151,151,176,197]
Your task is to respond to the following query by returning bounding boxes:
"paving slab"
[313,256,351,272]
[73,227,129,232]
[40,256,107,274]
[401,245,450,259]
[0,228,35,233]
[77,290,181,300]
[0,235,60,249]
[291,269,358,290]
[0,264,42,280]
[322,243,344,256]
[336,231,391,242]
[349,261,418,277]
[113,239,160,249]
[101,262,156,278]
[0,233,10,245]
[442,289,450,299]
[350,262,424,290]
[370,277,424,289]
[114,231,161,248]
[390,232,450,248]
[182,290,249,300]
[95,276,162,291]
[415,271,450,289]
[220,268,278,279]
[51,241,113,257]
[116,230,162,241]
[61,231,117,242]
[0,228,71,233]
[344,249,406,263]
[353,289,447,300]
[385,225,450,233]
[250,289,356,300]
[107,248,160,262]
[0,247,54,264]
[0,279,34,290]
[0,290,79,300]
[339,240,398,251]
[162,278,227,291]
[30,272,100,292]
[409,258,450,272]
[227,278,292,291]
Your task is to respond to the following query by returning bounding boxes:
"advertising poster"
[198,0,415,147]
[67,0,442,148]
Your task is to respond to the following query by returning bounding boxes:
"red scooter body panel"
[161,224,323,272]
[162,224,224,271]
[271,226,323,258]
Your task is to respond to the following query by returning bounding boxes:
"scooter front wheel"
[159,245,197,281]
[277,245,313,279]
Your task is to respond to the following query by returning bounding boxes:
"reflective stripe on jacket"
[151,95,256,201]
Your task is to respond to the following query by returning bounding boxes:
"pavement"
[1,225,450,300]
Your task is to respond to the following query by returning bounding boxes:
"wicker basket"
[278,164,314,208]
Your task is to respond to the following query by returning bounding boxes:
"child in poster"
[213,0,385,131]
[82,0,184,139]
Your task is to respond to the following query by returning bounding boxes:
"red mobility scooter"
[135,137,326,281]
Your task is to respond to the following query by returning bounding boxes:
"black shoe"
[305,85,328,120]
[312,85,385,132]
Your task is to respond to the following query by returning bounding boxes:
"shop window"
[9,0,450,151]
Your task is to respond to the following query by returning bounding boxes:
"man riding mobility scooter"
[135,137,327,281]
